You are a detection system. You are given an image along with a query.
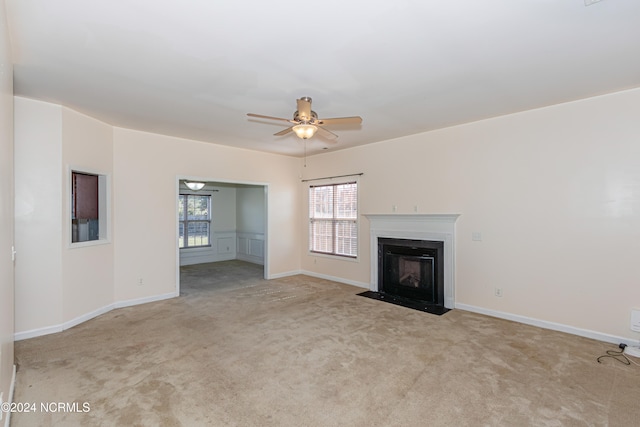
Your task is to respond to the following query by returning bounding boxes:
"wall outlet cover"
[623,346,640,358]
[631,308,640,332]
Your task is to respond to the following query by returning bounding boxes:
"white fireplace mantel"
[364,214,460,309]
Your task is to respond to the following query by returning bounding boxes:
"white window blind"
[309,181,357,258]
[178,194,211,248]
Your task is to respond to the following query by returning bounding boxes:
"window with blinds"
[178,194,212,248]
[309,181,358,258]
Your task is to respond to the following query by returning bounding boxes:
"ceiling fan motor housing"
[294,110,318,123]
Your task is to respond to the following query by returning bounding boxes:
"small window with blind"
[309,181,358,258]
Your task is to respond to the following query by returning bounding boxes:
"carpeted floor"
[12,260,640,426]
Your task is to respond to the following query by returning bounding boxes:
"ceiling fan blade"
[274,126,294,136]
[316,126,338,140]
[317,116,362,125]
[247,113,292,123]
[296,97,312,121]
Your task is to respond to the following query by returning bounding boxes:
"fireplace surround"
[364,214,459,310]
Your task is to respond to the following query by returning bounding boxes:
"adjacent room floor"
[12,260,640,426]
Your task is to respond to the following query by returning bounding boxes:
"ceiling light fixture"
[292,124,317,140]
[185,181,205,191]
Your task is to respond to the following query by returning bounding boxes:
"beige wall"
[14,103,301,337]
[112,128,300,302]
[237,186,265,234]
[12,85,640,346]
[14,98,63,334]
[0,0,14,403]
[300,87,640,342]
[15,99,115,335]
[61,108,114,323]
[212,185,237,232]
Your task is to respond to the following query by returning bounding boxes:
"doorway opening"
[175,178,268,295]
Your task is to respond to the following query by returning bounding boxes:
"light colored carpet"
[12,260,640,426]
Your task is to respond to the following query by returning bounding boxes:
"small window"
[309,181,358,258]
[179,194,212,248]
[71,171,100,243]
[70,169,109,246]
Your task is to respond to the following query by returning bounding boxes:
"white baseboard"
[14,324,64,341]
[15,280,631,348]
[180,254,235,266]
[62,304,115,332]
[456,303,637,346]
[15,291,179,341]
[268,270,302,279]
[114,291,178,309]
[3,364,16,427]
[15,304,117,341]
[260,270,638,345]
[267,269,369,289]
[300,270,370,289]
[259,268,635,345]
[236,253,264,265]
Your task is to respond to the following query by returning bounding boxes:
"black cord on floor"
[597,348,631,365]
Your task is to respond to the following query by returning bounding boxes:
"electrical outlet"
[623,346,640,358]
[631,309,640,332]
[138,278,144,286]
[494,287,503,297]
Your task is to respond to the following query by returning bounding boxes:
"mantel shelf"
[364,213,461,223]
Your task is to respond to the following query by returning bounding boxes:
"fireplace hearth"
[357,290,450,315]
[358,237,449,315]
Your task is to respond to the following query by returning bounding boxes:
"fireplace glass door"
[383,248,436,303]
[378,238,444,306]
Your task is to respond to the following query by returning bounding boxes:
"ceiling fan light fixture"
[248,97,361,142]
[293,124,317,139]
[185,181,206,191]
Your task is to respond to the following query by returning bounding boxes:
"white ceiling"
[6,0,640,157]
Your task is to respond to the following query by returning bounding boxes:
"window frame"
[308,180,358,259]
[68,167,111,249]
[178,193,212,249]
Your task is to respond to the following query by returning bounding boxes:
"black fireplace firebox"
[361,237,448,314]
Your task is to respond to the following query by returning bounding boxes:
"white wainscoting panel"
[237,232,265,265]
[180,231,236,266]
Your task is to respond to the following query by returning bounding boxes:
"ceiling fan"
[247,96,362,141]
